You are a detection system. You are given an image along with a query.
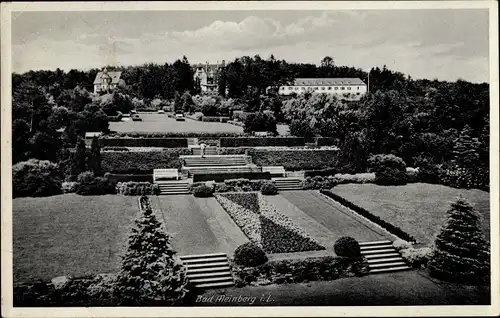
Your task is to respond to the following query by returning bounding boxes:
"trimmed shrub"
[202,116,230,123]
[428,198,490,284]
[334,173,375,184]
[392,239,412,251]
[320,190,417,242]
[406,167,420,183]
[77,171,95,184]
[260,182,278,195]
[192,184,213,197]
[105,173,153,183]
[61,181,79,194]
[248,149,339,171]
[400,247,432,269]
[368,154,406,172]
[217,147,250,155]
[418,162,441,184]
[98,138,188,148]
[116,182,159,196]
[315,137,337,147]
[374,168,408,186]
[76,176,116,195]
[334,237,361,258]
[192,172,271,183]
[233,243,268,267]
[301,176,338,190]
[220,137,305,148]
[101,149,190,173]
[13,159,63,198]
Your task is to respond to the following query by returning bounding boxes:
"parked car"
[130,109,137,114]
[132,114,142,121]
[175,113,185,121]
[158,109,165,114]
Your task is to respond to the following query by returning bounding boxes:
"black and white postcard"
[1,1,498,317]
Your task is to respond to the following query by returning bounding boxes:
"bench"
[262,166,286,177]
[153,169,180,182]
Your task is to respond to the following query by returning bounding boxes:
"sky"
[11,9,490,83]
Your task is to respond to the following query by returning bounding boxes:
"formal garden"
[11,56,491,306]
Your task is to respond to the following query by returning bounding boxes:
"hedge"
[101,149,191,174]
[304,168,338,177]
[99,138,188,148]
[202,116,230,123]
[315,137,337,146]
[320,190,417,242]
[231,256,369,287]
[107,131,245,138]
[105,173,153,183]
[217,147,250,155]
[193,172,272,182]
[220,137,305,148]
[248,149,339,171]
[116,182,160,195]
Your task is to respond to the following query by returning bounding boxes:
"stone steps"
[273,178,303,191]
[359,240,411,274]
[156,181,190,195]
[179,253,234,289]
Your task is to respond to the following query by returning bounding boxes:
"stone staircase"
[156,181,190,195]
[179,253,235,289]
[192,147,218,156]
[272,178,303,191]
[181,155,249,167]
[359,240,411,274]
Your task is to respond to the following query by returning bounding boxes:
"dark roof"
[192,64,221,71]
[93,71,122,85]
[293,78,366,86]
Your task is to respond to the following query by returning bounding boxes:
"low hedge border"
[231,256,369,287]
[202,116,230,123]
[116,182,160,196]
[319,190,417,243]
[221,137,305,148]
[98,138,188,148]
[106,131,245,138]
[193,172,271,183]
[248,149,339,171]
[105,173,153,183]
[315,137,337,147]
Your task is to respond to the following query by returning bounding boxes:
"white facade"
[276,78,367,101]
[93,68,123,94]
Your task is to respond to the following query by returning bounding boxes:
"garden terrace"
[98,137,188,148]
[248,149,340,171]
[329,183,490,245]
[220,137,305,147]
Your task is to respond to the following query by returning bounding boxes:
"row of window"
[281,86,362,91]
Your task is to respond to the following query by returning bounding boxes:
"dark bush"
[76,176,116,195]
[233,243,268,267]
[248,149,339,171]
[418,162,441,184]
[334,237,361,258]
[98,138,188,148]
[315,137,337,146]
[243,112,277,135]
[105,173,153,183]
[374,168,408,186]
[368,154,406,173]
[192,184,213,197]
[260,182,278,195]
[192,172,271,183]
[13,159,63,198]
[220,137,305,147]
[217,147,250,155]
[301,176,338,190]
[304,168,338,177]
[321,190,417,242]
[101,149,190,174]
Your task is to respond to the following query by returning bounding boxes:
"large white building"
[277,78,367,100]
[93,68,125,94]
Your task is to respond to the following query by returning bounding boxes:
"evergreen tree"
[88,136,101,176]
[71,137,87,178]
[453,125,480,168]
[181,91,195,113]
[173,92,183,113]
[428,197,490,284]
[114,196,190,305]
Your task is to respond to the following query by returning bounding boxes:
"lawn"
[151,195,248,256]
[329,183,490,245]
[110,114,244,133]
[278,191,392,243]
[13,194,140,283]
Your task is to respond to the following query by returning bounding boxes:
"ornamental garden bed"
[215,192,325,254]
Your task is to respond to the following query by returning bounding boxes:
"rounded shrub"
[233,242,268,267]
[192,184,213,197]
[334,237,361,258]
[260,182,278,195]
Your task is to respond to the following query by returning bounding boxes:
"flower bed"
[231,256,369,287]
[192,172,271,183]
[116,182,160,196]
[215,192,325,253]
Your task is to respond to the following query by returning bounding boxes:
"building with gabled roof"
[193,61,225,93]
[93,68,124,94]
[276,77,367,100]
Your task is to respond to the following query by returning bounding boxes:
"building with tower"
[93,68,124,94]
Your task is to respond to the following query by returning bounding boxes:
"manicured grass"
[151,195,248,256]
[279,191,391,242]
[110,114,244,133]
[13,194,140,283]
[330,183,490,245]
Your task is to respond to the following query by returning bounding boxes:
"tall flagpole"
[367,71,370,93]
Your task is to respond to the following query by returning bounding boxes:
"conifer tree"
[428,197,490,284]
[88,136,101,176]
[453,125,480,168]
[114,196,189,305]
[71,137,87,177]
